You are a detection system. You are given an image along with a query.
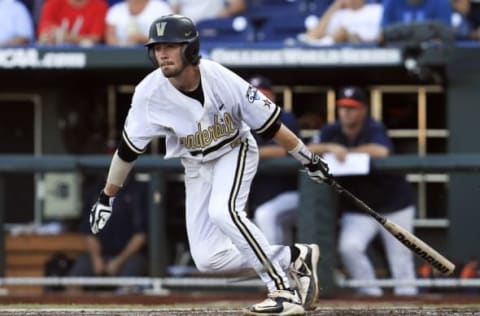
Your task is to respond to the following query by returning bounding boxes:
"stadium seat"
[244,0,331,43]
[256,14,309,42]
[247,0,333,15]
[247,0,306,16]
[196,16,255,44]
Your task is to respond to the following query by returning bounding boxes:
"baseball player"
[89,14,331,315]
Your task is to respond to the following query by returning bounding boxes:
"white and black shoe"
[289,243,320,310]
[243,289,305,315]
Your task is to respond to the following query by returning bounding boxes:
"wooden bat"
[326,178,456,275]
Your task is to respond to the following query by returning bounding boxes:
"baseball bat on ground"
[325,178,455,275]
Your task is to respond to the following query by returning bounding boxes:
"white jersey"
[123,59,281,162]
[326,4,383,42]
[106,0,172,46]
[167,0,225,23]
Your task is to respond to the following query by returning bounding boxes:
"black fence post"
[148,171,169,277]
[297,173,338,297]
[0,176,4,277]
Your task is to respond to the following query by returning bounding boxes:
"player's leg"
[380,205,418,296]
[338,212,383,296]
[182,142,292,276]
[208,139,303,315]
[207,139,291,289]
[254,191,321,310]
[254,191,299,244]
[182,157,267,272]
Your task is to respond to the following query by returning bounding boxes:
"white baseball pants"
[181,138,292,292]
[338,205,418,296]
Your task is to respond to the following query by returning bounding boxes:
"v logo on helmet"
[155,22,167,37]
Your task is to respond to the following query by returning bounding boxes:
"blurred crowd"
[1,0,480,47]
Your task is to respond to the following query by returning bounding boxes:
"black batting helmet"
[145,14,201,66]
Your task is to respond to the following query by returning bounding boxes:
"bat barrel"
[329,179,455,275]
[393,229,455,275]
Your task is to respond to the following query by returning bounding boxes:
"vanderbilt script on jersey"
[179,113,236,150]
[122,59,281,162]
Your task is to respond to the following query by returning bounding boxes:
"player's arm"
[103,133,140,195]
[272,124,332,183]
[102,152,133,196]
[90,135,140,234]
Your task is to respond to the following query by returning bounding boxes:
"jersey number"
[155,22,167,37]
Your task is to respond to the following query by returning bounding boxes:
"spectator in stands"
[0,0,35,46]
[68,175,148,292]
[381,0,451,28]
[167,0,246,24]
[105,0,172,46]
[308,86,418,296]
[297,0,383,46]
[451,0,480,40]
[37,0,108,46]
[248,75,301,245]
[0,0,34,47]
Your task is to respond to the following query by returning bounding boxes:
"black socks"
[290,245,300,263]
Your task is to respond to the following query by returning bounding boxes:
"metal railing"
[1,153,480,292]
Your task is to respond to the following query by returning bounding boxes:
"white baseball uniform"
[122,59,292,291]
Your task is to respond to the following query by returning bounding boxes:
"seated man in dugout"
[308,86,418,296]
[67,174,148,293]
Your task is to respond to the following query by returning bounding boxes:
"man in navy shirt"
[68,175,148,292]
[309,86,418,296]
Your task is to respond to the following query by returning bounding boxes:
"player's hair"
[145,14,201,66]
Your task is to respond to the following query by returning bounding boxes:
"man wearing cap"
[248,75,301,245]
[308,86,418,296]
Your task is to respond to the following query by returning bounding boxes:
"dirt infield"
[0,305,479,316]
[0,293,479,315]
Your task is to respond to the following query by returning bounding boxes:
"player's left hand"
[305,153,332,184]
[90,191,114,234]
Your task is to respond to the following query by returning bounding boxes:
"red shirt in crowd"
[38,0,108,39]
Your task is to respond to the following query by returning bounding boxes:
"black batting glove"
[305,153,333,184]
[89,191,114,234]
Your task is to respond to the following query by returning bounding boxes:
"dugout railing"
[0,154,479,295]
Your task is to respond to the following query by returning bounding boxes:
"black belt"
[190,130,240,156]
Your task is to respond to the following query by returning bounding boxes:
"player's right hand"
[305,153,333,184]
[89,191,114,234]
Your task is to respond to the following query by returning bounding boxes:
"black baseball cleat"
[243,289,305,315]
[289,243,320,311]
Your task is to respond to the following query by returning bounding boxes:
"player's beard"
[160,59,188,78]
